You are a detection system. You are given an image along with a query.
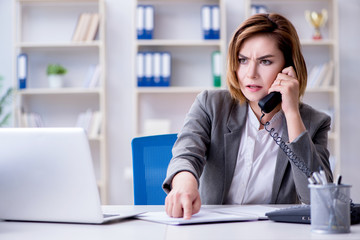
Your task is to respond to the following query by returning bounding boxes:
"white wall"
[0,0,13,91]
[338,0,360,202]
[0,0,359,204]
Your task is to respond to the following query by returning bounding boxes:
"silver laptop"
[0,128,141,224]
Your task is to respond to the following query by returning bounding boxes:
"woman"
[162,13,333,219]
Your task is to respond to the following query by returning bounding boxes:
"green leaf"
[0,88,13,106]
[47,64,67,75]
[0,113,11,127]
[0,75,3,89]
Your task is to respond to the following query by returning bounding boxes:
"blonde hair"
[226,13,307,103]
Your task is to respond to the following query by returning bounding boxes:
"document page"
[136,205,276,225]
[213,205,278,220]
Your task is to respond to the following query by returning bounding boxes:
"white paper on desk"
[136,208,259,225]
[212,205,278,220]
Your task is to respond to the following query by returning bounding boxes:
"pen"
[319,170,328,185]
[312,172,324,185]
[336,175,342,185]
[308,175,316,185]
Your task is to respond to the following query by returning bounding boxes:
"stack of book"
[307,61,334,88]
[137,5,154,39]
[76,109,102,138]
[72,13,100,42]
[83,64,101,88]
[201,5,220,40]
[137,52,171,87]
[20,112,44,128]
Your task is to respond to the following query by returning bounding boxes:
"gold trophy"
[305,9,328,40]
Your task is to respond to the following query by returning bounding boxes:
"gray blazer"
[163,90,333,204]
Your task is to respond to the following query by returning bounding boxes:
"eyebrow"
[238,53,276,60]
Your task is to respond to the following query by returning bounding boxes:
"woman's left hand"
[268,66,300,116]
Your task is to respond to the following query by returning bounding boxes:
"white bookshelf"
[245,0,340,177]
[134,0,227,136]
[13,0,108,203]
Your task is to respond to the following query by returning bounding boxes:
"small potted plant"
[47,64,67,88]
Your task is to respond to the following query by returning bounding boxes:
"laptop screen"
[0,128,104,223]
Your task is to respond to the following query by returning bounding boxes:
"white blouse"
[226,106,284,204]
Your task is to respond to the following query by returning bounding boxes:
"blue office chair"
[131,133,177,205]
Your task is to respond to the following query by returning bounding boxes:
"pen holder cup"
[309,184,351,234]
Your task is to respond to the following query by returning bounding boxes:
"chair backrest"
[131,133,177,205]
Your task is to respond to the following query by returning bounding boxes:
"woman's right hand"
[165,171,201,219]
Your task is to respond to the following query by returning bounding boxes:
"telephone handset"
[258,92,282,114]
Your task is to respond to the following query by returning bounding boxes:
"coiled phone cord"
[260,112,313,178]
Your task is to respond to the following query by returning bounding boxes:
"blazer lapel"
[222,102,247,202]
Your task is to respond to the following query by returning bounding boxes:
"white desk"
[1,205,359,240]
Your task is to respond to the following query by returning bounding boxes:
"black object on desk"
[266,204,360,225]
[266,205,311,224]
